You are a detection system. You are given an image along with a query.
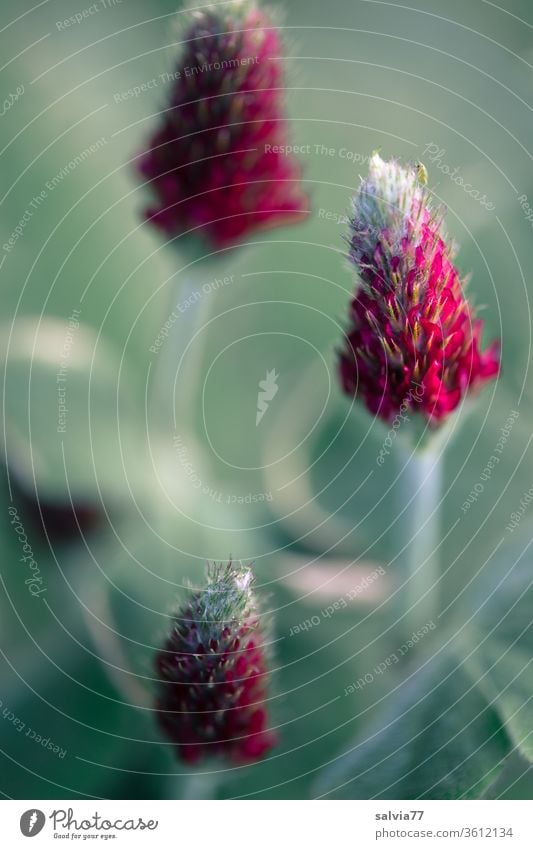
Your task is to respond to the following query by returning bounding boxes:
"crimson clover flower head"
[155,560,276,764]
[137,0,309,250]
[338,152,500,425]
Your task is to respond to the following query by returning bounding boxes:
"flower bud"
[155,561,276,763]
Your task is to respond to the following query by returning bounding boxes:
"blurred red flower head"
[138,1,309,250]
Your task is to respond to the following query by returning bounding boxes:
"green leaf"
[0,460,185,800]
[1,316,147,506]
[282,496,533,803]
[463,641,533,761]
[457,527,533,762]
[314,652,511,799]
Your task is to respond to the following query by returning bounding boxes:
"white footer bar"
[2,800,532,848]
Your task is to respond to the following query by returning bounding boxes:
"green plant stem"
[181,770,223,800]
[397,444,442,640]
[149,274,213,437]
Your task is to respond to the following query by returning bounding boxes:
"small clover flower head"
[155,560,276,764]
[338,152,500,425]
[137,0,309,250]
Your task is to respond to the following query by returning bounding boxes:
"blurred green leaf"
[1,316,147,506]
[458,528,533,763]
[315,525,533,799]
[314,651,510,800]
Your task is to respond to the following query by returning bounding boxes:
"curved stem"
[397,445,442,640]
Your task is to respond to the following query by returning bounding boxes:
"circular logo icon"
[20,810,46,837]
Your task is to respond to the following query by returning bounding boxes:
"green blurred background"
[1,0,533,799]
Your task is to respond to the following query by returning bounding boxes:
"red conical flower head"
[338,153,499,424]
[155,561,276,764]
